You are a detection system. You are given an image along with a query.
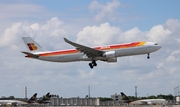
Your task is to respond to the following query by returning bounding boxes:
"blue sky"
[1,0,180,99]
[29,0,180,31]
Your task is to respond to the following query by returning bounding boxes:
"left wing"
[64,38,104,58]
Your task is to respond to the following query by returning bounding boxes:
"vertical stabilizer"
[42,92,51,101]
[26,93,37,103]
[37,92,51,104]
[121,92,131,103]
[29,93,37,101]
[22,37,46,53]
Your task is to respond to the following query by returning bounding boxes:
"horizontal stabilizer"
[21,51,39,58]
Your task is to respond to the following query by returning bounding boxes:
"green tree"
[141,97,147,99]
[147,95,156,99]
[98,97,113,101]
[157,94,173,100]
[128,96,140,100]
[8,96,15,99]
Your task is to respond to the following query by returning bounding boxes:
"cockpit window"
[154,43,158,45]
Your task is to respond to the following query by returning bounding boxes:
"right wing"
[64,38,104,58]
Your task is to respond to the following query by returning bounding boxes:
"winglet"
[64,38,72,44]
[63,38,80,48]
[63,38,68,42]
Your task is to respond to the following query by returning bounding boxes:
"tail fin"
[37,92,51,104]
[22,37,46,53]
[42,92,51,101]
[121,92,131,103]
[28,93,37,103]
[29,93,37,101]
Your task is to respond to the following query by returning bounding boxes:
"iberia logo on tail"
[27,43,38,51]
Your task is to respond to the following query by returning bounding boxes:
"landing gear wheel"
[88,60,97,69]
[147,54,150,59]
[89,63,93,69]
[92,61,97,66]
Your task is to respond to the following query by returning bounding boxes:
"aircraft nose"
[157,45,162,50]
[154,45,162,51]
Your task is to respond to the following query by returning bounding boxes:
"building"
[111,93,122,101]
[50,93,123,106]
[50,97,99,106]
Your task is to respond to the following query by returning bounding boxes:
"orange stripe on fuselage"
[39,42,146,57]
[39,49,80,57]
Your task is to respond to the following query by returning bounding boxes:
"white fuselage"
[0,100,28,105]
[30,42,161,62]
[129,99,166,105]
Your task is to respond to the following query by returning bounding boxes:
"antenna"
[88,85,90,98]
[25,86,27,99]
[135,86,137,98]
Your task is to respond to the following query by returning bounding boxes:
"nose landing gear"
[147,54,150,59]
[89,60,97,69]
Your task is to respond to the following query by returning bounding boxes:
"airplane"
[36,92,51,104]
[0,93,37,106]
[121,92,166,105]
[21,37,162,69]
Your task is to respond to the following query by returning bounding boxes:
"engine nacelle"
[106,58,117,62]
[147,102,152,105]
[103,51,116,58]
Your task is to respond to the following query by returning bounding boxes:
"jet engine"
[106,58,117,62]
[147,102,152,105]
[103,51,116,58]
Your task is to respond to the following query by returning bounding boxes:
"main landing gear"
[89,60,97,69]
[147,53,150,59]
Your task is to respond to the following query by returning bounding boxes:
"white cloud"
[164,19,180,32]
[89,0,121,21]
[166,50,180,62]
[42,17,64,31]
[77,22,120,46]
[30,23,40,31]
[120,27,145,42]
[0,17,68,51]
[0,22,22,47]
[146,25,172,43]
